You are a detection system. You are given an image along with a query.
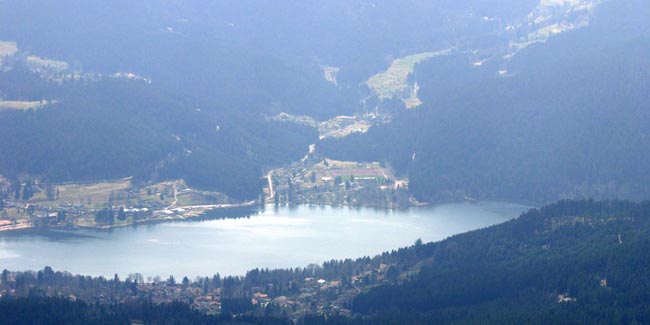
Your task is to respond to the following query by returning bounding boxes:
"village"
[0,258,407,321]
[266,146,415,209]
[0,176,258,233]
[0,146,417,233]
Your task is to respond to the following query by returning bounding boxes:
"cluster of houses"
[0,259,404,321]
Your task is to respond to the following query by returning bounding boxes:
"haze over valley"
[0,0,649,323]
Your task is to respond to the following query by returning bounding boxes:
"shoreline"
[0,200,414,234]
[0,201,260,234]
[0,198,526,234]
[0,223,34,232]
[0,200,528,279]
[75,201,260,231]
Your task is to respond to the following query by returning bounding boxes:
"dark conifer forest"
[0,0,649,323]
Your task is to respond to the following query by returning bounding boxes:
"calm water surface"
[0,202,529,278]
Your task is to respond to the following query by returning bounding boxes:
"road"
[166,183,178,209]
[267,171,275,201]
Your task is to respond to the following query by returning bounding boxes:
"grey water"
[0,202,529,279]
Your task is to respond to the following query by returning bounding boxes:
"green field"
[0,100,50,111]
[26,55,69,71]
[0,41,17,57]
[25,178,232,211]
[510,23,571,51]
[366,49,451,107]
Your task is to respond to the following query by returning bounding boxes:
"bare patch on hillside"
[366,49,451,108]
[0,41,17,58]
[0,100,57,111]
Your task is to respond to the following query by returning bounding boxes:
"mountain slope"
[352,200,650,323]
[0,0,646,202]
[0,0,540,87]
[321,0,650,203]
[0,67,317,200]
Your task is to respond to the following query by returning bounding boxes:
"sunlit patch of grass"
[28,178,133,207]
[0,100,51,111]
[0,41,18,58]
[26,55,69,71]
[367,49,451,108]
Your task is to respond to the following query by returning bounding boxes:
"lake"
[0,202,530,278]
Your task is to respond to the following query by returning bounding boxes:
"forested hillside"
[0,0,647,203]
[351,200,650,323]
[1,0,650,323]
[0,66,317,200]
[0,0,539,87]
[321,0,650,203]
[0,298,290,325]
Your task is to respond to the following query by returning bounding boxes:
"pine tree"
[22,180,34,201]
[182,276,190,288]
[1,269,8,284]
[45,183,55,201]
[117,207,126,221]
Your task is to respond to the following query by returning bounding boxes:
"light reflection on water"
[0,202,529,278]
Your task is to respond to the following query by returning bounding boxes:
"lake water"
[0,202,529,278]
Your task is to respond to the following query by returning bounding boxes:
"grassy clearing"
[25,178,226,210]
[318,119,372,139]
[176,189,228,206]
[306,160,385,179]
[0,100,51,111]
[402,96,423,109]
[312,160,365,170]
[26,55,69,71]
[0,41,17,57]
[323,65,340,85]
[318,114,377,139]
[272,112,318,128]
[510,0,593,52]
[29,178,133,207]
[367,49,451,108]
[367,49,451,99]
[510,23,572,51]
[534,24,567,38]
